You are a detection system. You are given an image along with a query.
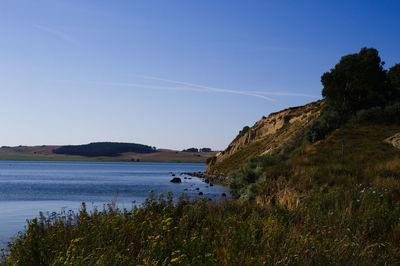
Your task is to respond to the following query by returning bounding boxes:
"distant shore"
[0,156,206,163]
[0,146,217,164]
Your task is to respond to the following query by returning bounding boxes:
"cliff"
[207,100,324,175]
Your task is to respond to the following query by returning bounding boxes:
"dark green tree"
[321,47,389,115]
[388,63,400,98]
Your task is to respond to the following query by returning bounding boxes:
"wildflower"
[172,250,181,256]
[171,257,180,263]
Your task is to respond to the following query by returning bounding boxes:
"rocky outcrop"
[170,177,182,183]
[207,100,324,175]
[385,133,400,150]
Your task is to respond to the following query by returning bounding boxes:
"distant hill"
[53,142,157,157]
[0,144,216,163]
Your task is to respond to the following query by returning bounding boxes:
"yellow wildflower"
[171,257,179,263]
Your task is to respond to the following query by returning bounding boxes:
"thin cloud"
[33,24,78,45]
[136,75,318,100]
[135,75,275,101]
[248,91,319,99]
[49,77,318,101]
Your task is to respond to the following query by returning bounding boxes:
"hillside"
[207,100,324,175]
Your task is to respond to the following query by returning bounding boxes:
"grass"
[2,189,400,265]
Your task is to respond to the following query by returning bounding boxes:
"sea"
[0,160,229,249]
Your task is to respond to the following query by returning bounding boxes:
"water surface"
[0,161,228,249]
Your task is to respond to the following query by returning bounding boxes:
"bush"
[350,102,400,124]
[305,107,343,143]
[228,155,279,199]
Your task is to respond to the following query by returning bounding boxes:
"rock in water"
[170,177,182,183]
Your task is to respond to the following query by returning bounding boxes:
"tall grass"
[2,189,400,265]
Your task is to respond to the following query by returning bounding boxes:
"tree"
[388,63,400,99]
[321,47,389,115]
[182,148,199,153]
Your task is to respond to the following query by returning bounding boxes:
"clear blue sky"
[1,0,399,150]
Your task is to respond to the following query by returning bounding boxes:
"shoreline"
[184,172,228,186]
[0,156,207,164]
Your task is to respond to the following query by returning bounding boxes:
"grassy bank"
[1,190,400,265]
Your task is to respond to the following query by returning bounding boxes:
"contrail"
[248,91,319,99]
[48,76,318,101]
[97,82,274,101]
[33,24,78,45]
[135,75,275,101]
[136,74,318,99]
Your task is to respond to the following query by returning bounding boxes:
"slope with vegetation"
[2,47,400,265]
[207,100,324,175]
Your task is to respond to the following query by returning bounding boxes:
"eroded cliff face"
[207,100,324,175]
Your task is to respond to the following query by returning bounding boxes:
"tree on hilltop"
[321,47,389,114]
[388,63,400,98]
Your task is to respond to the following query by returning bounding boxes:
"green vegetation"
[321,47,397,115]
[210,136,275,176]
[388,63,400,97]
[53,142,157,157]
[229,123,400,199]
[2,186,400,265]
[182,148,213,152]
[306,47,400,143]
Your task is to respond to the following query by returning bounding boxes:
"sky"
[1,0,399,150]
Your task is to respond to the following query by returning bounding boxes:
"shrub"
[350,102,400,124]
[228,155,279,199]
[305,107,343,143]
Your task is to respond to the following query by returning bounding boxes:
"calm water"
[0,161,228,249]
